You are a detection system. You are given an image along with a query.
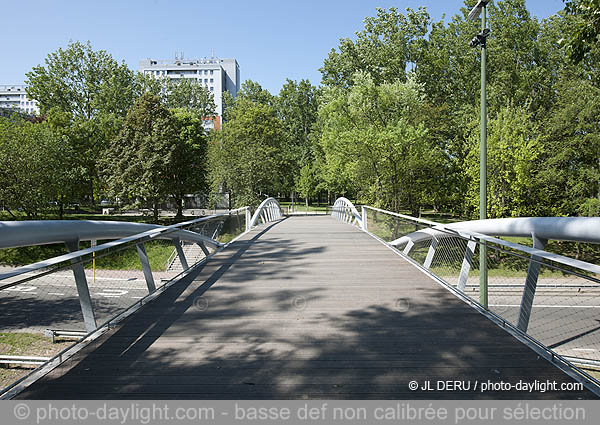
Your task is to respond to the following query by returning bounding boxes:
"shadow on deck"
[15,217,597,399]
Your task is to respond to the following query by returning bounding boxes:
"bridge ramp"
[16,216,595,399]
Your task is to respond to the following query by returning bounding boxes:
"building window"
[204,79,208,83]
[210,78,213,83]
[210,70,214,75]
[210,87,214,92]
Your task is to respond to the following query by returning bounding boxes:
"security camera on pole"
[468,0,491,309]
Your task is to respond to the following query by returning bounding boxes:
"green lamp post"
[468,0,491,308]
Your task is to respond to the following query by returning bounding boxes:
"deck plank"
[16,216,596,399]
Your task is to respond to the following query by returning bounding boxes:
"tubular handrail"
[360,206,600,276]
[248,197,284,229]
[0,208,249,284]
[331,197,363,228]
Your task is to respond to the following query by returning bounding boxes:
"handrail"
[361,206,600,276]
[248,197,284,229]
[0,208,249,284]
[331,197,363,228]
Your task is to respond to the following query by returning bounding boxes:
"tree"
[102,93,177,222]
[164,78,217,118]
[275,79,320,199]
[465,105,541,218]
[563,0,600,63]
[25,41,136,204]
[536,76,600,215]
[169,109,209,217]
[237,80,275,106]
[0,117,77,218]
[318,72,442,215]
[320,7,431,88]
[208,98,286,207]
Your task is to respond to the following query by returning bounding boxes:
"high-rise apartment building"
[0,85,39,115]
[139,56,240,128]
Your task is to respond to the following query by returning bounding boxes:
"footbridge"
[1,198,599,399]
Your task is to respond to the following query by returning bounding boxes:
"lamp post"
[468,0,490,308]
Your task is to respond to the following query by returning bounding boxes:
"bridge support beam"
[197,241,210,257]
[173,238,189,271]
[137,243,156,294]
[517,234,548,333]
[402,240,415,256]
[65,239,97,333]
[457,240,478,292]
[424,236,439,270]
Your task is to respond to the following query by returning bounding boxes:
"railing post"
[197,241,210,256]
[137,243,156,294]
[517,234,548,333]
[402,240,415,256]
[361,206,368,231]
[423,236,439,270]
[64,239,97,333]
[457,240,478,292]
[246,208,251,231]
[173,237,189,271]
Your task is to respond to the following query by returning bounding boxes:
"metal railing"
[331,198,600,391]
[331,197,364,228]
[0,207,251,397]
[248,197,284,228]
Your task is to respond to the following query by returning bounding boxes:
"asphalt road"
[0,269,177,333]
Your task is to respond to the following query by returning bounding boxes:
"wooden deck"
[17,216,595,399]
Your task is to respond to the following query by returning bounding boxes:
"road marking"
[572,348,597,352]
[6,286,37,292]
[131,296,144,299]
[48,292,65,296]
[95,289,128,298]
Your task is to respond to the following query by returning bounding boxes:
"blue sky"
[2,0,566,95]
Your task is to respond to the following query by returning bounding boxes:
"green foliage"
[208,98,286,207]
[0,117,79,217]
[318,73,443,215]
[102,93,177,222]
[320,7,431,87]
[578,198,600,216]
[563,0,600,63]
[465,105,541,218]
[275,79,320,194]
[164,78,217,118]
[169,109,209,216]
[25,41,136,204]
[26,41,135,118]
[536,76,600,214]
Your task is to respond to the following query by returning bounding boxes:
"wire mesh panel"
[360,205,600,377]
[0,207,252,393]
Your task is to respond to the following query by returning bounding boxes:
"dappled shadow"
[15,217,596,399]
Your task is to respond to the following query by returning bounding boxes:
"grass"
[0,239,174,271]
[279,202,331,212]
[0,332,71,389]
[90,240,173,271]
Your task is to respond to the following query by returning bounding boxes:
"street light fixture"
[468,0,491,309]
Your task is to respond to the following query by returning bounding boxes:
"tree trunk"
[176,197,184,218]
[59,201,64,220]
[153,201,159,223]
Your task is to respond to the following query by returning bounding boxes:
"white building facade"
[138,57,240,128]
[0,85,39,115]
